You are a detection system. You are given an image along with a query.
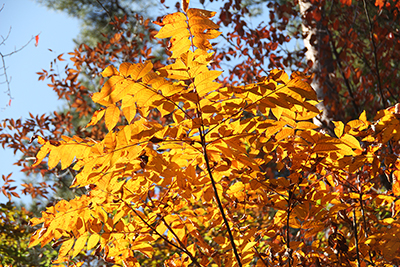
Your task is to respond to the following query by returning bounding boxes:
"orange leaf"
[393,180,400,197]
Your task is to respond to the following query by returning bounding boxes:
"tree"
[296,0,400,131]
[35,0,155,46]
[28,2,400,266]
[0,201,57,266]
[214,0,400,128]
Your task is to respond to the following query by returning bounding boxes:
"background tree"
[35,0,154,46]
[0,201,57,267]
[213,0,400,128]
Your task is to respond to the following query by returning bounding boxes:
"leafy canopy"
[29,1,400,266]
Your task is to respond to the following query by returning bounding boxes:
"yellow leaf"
[156,222,168,237]
[131,242,154,258]
[296,121,318,130]
[340,134,362,150]
[121,100,137,124]
[120,61,153,81]
[270,69,289,84]
[59,238,74,258]
[275,128,294,141]
[71,234,88,259]
[109,79,136,103]
[92,76,124,105]
[187,8,217,19]
[105,105,120,131]
[48,145,62,170]
[271,107,283,120]
[86,109,105,128]
[194,70,222,95]
[359,110,368,123]
[37,136,46,144]
[32,141,51,167]
[287,77,317,100]
[155,13,188,39]
[87,234,100,251]
[242,241,257,253]
[59,144,76,170]
[102,65,119,77]
[333,121,344,138]
[383,218,394,224]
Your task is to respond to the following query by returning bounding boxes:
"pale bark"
[299,0,336,133]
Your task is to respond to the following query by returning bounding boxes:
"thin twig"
[201,134,243,267]
[352,209,361,267]
[220,33,269,77]
[328,34,360,115]
[0,27,38,102]
[359,194,375,266]
[362,0,386,109]
[160,216,200,266]
[147,193,201,266]
[286,191,293,267]
[95,0,114,21]
[123,188,202,267]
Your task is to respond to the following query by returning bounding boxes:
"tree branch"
[0,10,39,104]
[328,34,360,115]
[362,0,386,109]
[201,131,243,267]
[352,209,361,267]
[286,191,293,267]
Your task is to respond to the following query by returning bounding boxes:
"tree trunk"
[299,0,337,134]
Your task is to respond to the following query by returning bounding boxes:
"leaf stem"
[200,131,243,267]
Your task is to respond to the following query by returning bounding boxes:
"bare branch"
[0,13,40,105]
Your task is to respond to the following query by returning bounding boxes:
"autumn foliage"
[0,0,400,266]
[19,1,400,266]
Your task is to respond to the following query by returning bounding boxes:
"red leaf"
[35,35,39,47]
[375,0,385,9]
[341,0,352,6]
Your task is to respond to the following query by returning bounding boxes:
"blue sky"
[0,0,79,204]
